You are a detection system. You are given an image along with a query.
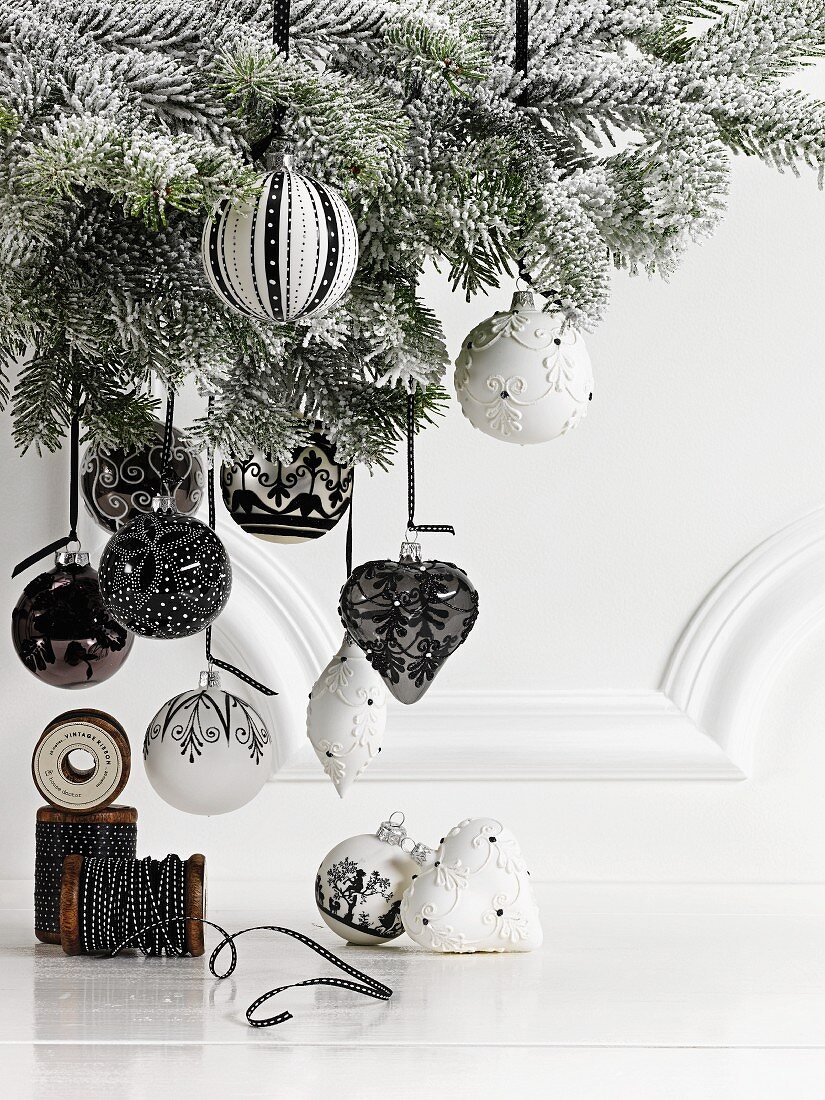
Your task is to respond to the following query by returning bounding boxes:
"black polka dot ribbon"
[107,915,393,1028]
[406,387,454,538]
[12,404,81,578]
[202,398,277,696]
[250,0,292,160]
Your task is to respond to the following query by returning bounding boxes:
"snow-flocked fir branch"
[2,0,825,463]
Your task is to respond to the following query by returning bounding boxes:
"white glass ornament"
[307,636,388,797]
[202,152,358,323]
[454,291,593,445]
[143,669,273,815]
[315,815,431,944]
[401,817,543,953]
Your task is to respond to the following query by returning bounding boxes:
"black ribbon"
[107,916,393,1029]
[345,468,354,578]
[515,0,528,75]
[203,401,277,696]
[250,0,292,161]
[514,0,532,285]
[160,388,176,494]
[406,387,454,536]
[12,410,80,578]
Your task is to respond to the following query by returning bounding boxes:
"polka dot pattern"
[98,510,232,639]
[202,165,358,323]
[34,819,137,937]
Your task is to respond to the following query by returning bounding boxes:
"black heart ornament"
[339,548,479,704]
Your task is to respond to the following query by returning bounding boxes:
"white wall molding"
[220,508,825,781]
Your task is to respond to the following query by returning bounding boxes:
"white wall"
[5,140,825,891]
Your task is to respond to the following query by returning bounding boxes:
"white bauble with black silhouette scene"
[221,430,353,544]
[454,290,594,445]
[143,669,273,815]
[315,816,424,945]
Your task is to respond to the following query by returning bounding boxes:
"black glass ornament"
[98,501,232,639]
[338,540,479,704]
[221,432,353,543]
[81,419,204,533]
[11,549,134,688]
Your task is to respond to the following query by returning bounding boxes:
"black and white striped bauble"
[201,158,359,322]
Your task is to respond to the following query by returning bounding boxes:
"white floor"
[2,883,825,1098]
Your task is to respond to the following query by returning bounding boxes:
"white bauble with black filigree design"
[202,153,358,323]
[454,291,594,445]
[143,671,272,815]
[221,432,353,544]
[307,636,388,798]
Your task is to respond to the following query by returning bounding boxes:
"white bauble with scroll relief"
[454,291,594,445]
[306,636,388,797]
[401,817,543,953]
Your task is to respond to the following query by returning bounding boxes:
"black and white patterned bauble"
[339,543,479,705]
[81,419,204,533]
[202,156,359,322]
[144,673,272,815]
[221,432,353,543]
[98,507,231,639]
[315,819,419,945]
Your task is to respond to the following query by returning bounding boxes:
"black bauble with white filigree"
[143,671,273,815]
[98,505,231,639]
[339,542,479,705]
[11,550,134,688]
[221,432,353,544]
[81,419,204,533]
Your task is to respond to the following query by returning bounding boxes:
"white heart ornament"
[401,817,542,953]
[306,637,388,796]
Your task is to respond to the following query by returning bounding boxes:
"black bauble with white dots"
[98,508,232,639]
[202,155,359,323]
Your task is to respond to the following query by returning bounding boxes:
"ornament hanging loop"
[405,385,455,539]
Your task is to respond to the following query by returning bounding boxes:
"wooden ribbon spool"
[32,709,131,812]
[59,853,206,957]
[34,805,138,944]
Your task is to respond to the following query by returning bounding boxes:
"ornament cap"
[152,493,178,515]
[199,666,221,690]
[55,546,90,568]
[376,812,408,846]
[408,840,437,868]
[510,290,535,312]
[399,537,422,562]
[265,147,293,173]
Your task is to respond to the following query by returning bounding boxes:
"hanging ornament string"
[514,0,532,287]
[515,0,528,74]
[345,468,355,578]
[250,0,291,161]
[159,386,177,495]
[406,387,454,536]
[12,403,81,578]
[85,855,392,1028]
[203,404,277,696]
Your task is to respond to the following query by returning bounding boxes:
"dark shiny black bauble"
[98,510,231,639]
[11,562,134,688]
[81,420,204,533]
[339,556,479,704]
[221,433,353,543]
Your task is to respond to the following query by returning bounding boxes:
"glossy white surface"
[3,883,825,1098]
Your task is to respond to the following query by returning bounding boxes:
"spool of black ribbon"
[34,806,137,943]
